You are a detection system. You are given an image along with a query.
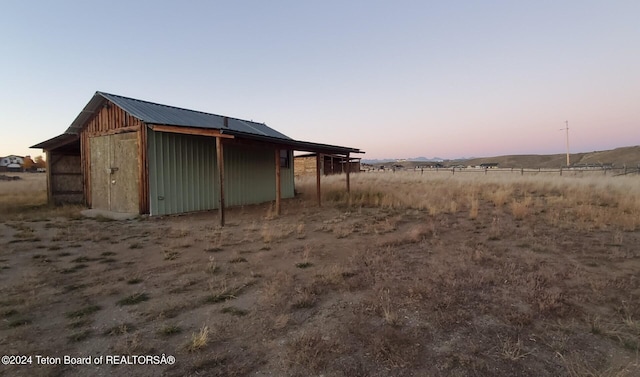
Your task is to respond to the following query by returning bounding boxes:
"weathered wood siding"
[48,152,83,204]
[89,133,140,213]
[295,155,360,177]
[80,101,148,213]
[294,155,319,177]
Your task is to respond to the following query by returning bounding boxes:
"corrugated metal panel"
[148,130,218,216]
[98,92,292,139]
[224,145,294,207]
[43,91,362,157]
[148,130,294,216]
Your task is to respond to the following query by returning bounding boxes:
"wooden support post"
[275,148,281,216]
[316,153,322,207]
[45,150,52,204]
[216,137,225,227]
[345,153,350,193]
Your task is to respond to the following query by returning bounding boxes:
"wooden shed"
[32,92,362,223]
[294,153,361,178]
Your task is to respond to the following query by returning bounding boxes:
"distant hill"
[366,145,640,169]
[458,146,640,169]
[362,156,444,164]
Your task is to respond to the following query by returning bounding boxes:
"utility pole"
[563,120,570,166]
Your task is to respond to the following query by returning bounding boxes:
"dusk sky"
[1,1,638,160]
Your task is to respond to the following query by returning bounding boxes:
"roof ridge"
[96,91,266,125]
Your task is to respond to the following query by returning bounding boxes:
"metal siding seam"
[154,130,163,215]
[161,131,169,215]
[176,134,183,213]
[148,130,155,215]
[149,130,154,215]
[193,136,199,210]
[213,139,219,210]
[200,139,205,210]
[167,133,175,214]
[189,135,196,211]
[158,131,166,215]
[171,134,178,214]
[150,130,158,215]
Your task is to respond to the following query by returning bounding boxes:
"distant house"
[479,163,499,169]
[32,91,362,223]
[294,153,361,178]
[0,155,24,172]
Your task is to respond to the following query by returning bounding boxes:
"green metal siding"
[148,129,294,216]
[224,145,294,207]
[148,130,218,215]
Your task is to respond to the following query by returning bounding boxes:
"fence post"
[484,168,487,175]
[521,168,523,176]
[452,168,455,175]
[560,167,562,176]
[421,168,424,175]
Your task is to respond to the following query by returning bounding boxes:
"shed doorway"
[89,133,139,213]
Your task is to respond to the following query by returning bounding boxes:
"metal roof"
[219,130,362,155]
[65,91,292,140]
[35,91,363,156]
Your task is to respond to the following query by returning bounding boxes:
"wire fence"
[363,166,640,177]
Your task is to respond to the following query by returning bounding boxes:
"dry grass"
[1,171,639,376]
[187,325,210,352]
[0,174,82,221]
[297,171,640,230]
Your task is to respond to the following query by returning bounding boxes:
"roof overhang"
[32,91,364,156]
[294,152,362,160]
[65,93,111,135]
[31,133,79,151]
[146,125,363,156]
[220,129,363,156]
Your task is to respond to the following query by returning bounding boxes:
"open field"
[369,145,640,170]
[1,172,639,376]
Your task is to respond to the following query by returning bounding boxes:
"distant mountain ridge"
[362,156,446,164]
[363,145,640,169]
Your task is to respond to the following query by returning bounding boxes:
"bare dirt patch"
[1,173,639,376]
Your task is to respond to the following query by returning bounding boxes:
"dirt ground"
[1,177,639,376]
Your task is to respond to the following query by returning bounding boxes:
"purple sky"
[1,1,638,160]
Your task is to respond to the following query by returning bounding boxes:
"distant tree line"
[23,155,46,171]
